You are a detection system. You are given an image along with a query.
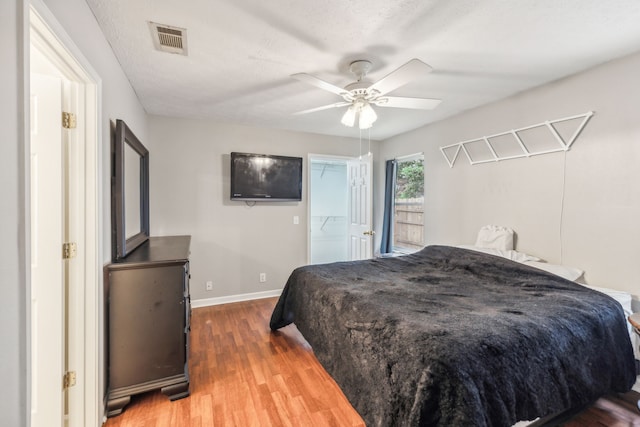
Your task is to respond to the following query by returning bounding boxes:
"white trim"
[28,2,102,426]
[191,289,284,308]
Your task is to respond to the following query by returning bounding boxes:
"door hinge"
[63,371,76,389]
[63,242,77,259]
[62,112,77,129]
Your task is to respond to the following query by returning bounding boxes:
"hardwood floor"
[104,297,364,427]
[104,297,640,427]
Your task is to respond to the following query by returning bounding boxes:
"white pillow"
[458,245,540,263]
[475,225,514,251]
[521,260,584,281]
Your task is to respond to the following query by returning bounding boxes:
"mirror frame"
[112,119,149,260]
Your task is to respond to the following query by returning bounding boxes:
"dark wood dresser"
[105,235,191,417]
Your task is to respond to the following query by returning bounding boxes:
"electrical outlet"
[293,215,299,225]
[259,273,267,283]
[205,281,213,291]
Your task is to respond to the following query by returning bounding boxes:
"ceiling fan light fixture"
[341,105,357,127]
[359,103,377,129]
[293,58,440,131]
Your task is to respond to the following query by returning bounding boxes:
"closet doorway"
[308,156,349,264]
[308,154,373,264]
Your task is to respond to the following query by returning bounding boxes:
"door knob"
[363,230,375,236]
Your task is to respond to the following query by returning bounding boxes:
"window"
[393,155,424,253]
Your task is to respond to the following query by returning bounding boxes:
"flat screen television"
[230,152,303,201]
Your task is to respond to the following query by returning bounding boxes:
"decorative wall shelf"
[440,111,594,168]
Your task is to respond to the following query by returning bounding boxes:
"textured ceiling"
[85,0,640,140]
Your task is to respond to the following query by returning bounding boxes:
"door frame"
[28,2,102,426]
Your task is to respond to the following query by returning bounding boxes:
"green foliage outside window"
[396,160,424,199]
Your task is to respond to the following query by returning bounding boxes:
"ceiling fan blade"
[293,101,351,115]
[367,59,433,96]
[291,73,348,97]
[374,96,441,110]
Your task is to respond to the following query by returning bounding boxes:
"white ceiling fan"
[292,58,441,129]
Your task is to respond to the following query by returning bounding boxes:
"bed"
[270,245,636,427]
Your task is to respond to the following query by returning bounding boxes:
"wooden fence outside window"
[393,197,424,251]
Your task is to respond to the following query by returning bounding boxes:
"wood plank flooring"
[104,297,640,427]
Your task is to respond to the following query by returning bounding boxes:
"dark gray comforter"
[270,246,636,427]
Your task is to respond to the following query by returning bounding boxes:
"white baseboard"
[191,289,283,308]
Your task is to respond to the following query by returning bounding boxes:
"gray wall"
[377,51,640,297]
[148,116,379,301]
[0,1,28,425]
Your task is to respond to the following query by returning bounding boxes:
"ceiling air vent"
[149,22,188,56]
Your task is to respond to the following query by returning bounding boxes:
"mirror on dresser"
[111,119,149,260]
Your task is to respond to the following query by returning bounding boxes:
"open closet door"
[347,155,373,260]
[30,72,65,427]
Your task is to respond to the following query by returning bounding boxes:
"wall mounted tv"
[230,152,303,201]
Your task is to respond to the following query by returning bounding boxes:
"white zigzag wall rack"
[439,111,594,168]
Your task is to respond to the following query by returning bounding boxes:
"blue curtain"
[380,159,397,254]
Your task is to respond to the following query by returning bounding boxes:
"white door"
[30,73,65,427]
[348,155,373,260]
